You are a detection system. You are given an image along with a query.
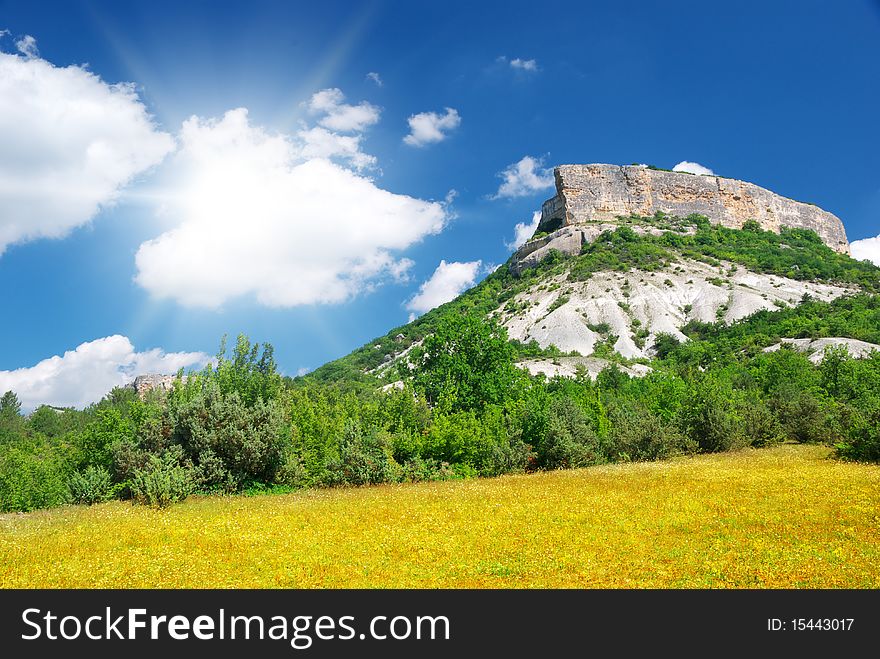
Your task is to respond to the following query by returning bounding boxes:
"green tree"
[413,312,521,412]
[1,390,21,420]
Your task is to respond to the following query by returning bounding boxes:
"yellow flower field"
[1,445,878,588]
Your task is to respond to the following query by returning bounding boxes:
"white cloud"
[0,336,209,412]
[851,234,880,266]
[296,126,376,170]
[14,34,38,58]
[492,155,555,199]
[672,161,715,176]
[0,44,174,256]
[403,108,460,147]
[135,108,447,308]
[307,87,380,133]
[507,210,542,250]
[366,72,383,87]
[406,260,482,316]
[510,58,538,72]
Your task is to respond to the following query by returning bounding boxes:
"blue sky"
[1,0,879,409]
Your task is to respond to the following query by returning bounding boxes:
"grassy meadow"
[1,444,878,589]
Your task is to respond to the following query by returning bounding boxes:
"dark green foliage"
[770,384,832,444]
[834,396,880,462]
[538,397,604,469]
[399,456,455,483]
[323,421,401,487]
[682,379,748,452]
[609,403,695,461]
[130,447,196,508]
[67,465,113,505]
[170,384,289,491]
[652,332,681,359]
[1,390,21,420]
[739,399,785,448]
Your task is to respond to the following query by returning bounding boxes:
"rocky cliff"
[128,374,184,398]
[537,164,850,254]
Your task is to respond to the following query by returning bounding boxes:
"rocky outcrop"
[510,223,693,274]
[537,164,850,254]
[128,374,184,398]
[763,338,880,363]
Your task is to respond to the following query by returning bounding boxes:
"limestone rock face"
[128,374,184,398]
[537,164,850,254]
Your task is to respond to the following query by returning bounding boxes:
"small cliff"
[537,164,849,254]
[128,374,185,398]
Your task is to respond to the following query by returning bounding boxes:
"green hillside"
[2,217,880,515]
[308,215,880,384]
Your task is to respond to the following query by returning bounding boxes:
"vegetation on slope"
[308,216,880,384]
[2,445,878,588]
[2,220,879,514]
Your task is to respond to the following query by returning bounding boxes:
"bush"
[400,456,455,483]
[68,465,113,505]
[482,430,535,476]
[739,400,785,448]
[770,385,831,444]
[610,404,695,461]
[538,398,604,469]
[171,385,289,490]
[682,381,749,452]
[834,397,880,462]
[323,422,402,487]
[130,448,196,508]
[0,442,71,512]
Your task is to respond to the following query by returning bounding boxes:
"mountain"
[309,164,880,385]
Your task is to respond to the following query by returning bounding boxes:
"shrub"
[323,422,402,487]
[68,465,113,505]
[275,452,310,489]
[0,442,71,512]
[482,430,535,476]
[130,448,196,508]
[400,456,455,483]
[739,400,785,448]
[171,385,288,489]
[834,397,880,462]
[770,385,831,444]
[610,404,695,461]
[682,380,748,452]
[537,398,604,469]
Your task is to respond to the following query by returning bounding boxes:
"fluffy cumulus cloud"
[0,40,175,255]
[135,108,447,308]
[406,260,482,317]
[0,336,210,411]
[307,87,380,133]
[403,108,461,147]
[507,210,542,250]
[851,234,880,266]
[493,155,555,199]
[296,126,376,170]
[672,161,715,176]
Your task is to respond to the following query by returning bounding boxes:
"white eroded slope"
[494,258,852,360]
